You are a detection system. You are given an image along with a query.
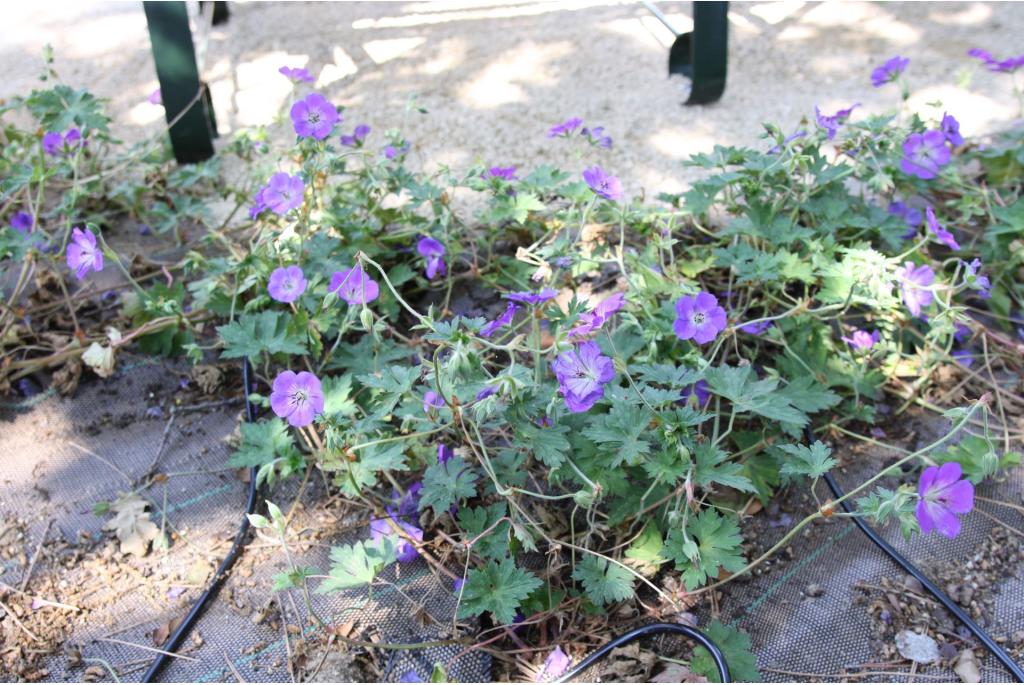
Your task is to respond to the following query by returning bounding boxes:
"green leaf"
[419,456,478,516]
[690,620,760,682]
[933,435,1020,484]
[777,441,836,479]
[228,418,298,468]
[458,503,510,560]
[515,421,570,468]
[856,486,919,539]
[776,376,841,414]
[321,374,357,418]
[318,539,396,593]
[704,365,808,426]
[666,509,746,590]
[582,403,654,467]
[694,443,756,493]
[335,443,409,497]
[26,84,111,133]
[218,311,308,360]
[624,523,666,576]
[572,555,635,606]
[357,365,419,414]
[457,558,541,624]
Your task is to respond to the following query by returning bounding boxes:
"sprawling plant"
[3,48,1023,679]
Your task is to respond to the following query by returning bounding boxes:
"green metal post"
[143,1,217,164]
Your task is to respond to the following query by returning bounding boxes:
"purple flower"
[551,341,615,413]
[43,128,83,157]
[940,113,964,147]
[423,390,445,413]
[767,129,807,154]
[391,483,423,519]
[340,124,370,147]
[968,48,1024,74]
[925,207,960,250]
[900,131,951,180]
[954,322,972,343]
[582,126,613,149]
[871,55,909,87]
[279,66,314,83]
[249,187,269,219]
[383,142,411,160]
[739,320,773,335]
[370,515,422,563]
[841,329,881,350]
[681,380,710,408]
[547,117,583,138]
[399,671,424,683]
[569,292,626,340]
[453,577,465,593]
[952,347,974,367]
[10,211,33,234]
[66,227,103,280]
[267,265,307,303]
[486,165,518,180]
[888,201,923,232]
[506,288,557,305]
[416,236,446,280]
[916,462,974,538]
[148,88,162,105]
[535,646,571,682]
[437,444,455,464]
[330,265,380,305]
[475,386,498,401]
[270,370,324,427]
[263,172,305,215]
[814,104,859,140]
[963,258,991,298]
[481,302,518,337]
[894,262,935,317]
[673,292,727,345]
[582,166,624,202]
[290,93,339,140]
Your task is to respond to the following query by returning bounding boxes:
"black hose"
[141,360,261,682]
[555,622,730,683]
[812,428,1024,681]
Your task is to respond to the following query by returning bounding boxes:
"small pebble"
[805,583,824,598]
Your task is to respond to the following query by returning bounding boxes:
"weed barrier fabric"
[0,360,489,683]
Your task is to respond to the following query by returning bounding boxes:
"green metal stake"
[144,1,217,164]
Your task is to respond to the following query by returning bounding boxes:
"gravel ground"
[2,1,1023,197]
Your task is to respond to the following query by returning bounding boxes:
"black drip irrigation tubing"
[141,360,261,682]
[810,426,1024,682]
[555,622,730,683]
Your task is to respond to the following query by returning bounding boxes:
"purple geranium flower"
[340,124,370,147]
[66,227,103,280]
[263,172,305,215]
[940,113,964,147]
[475,386,498,401]
[506,288,557,305]
[954,322,972,343]
[968,48,1024,74]
[290,93,339,140]
[871,55,909,87]
[391,483,422,519]
[148,88,162,105]
[963,258,991,298]
[249,187,269,219]
[582,166,624,202]
[581,126,613,149]
[900,130,951,180]
[437,444,455,464]
[267,265,307,303]
[453,577,465,593]
[925,207,960,250]
[486,165,518,180]
[680,380,710,408]
[10,211,33,234]
[768,129,807,154]
[423,390,445,413]
[814,104,859,140]
[279,66,314,83]
[916,462,974,538]
[569,291,626,340]
[399,671,424,683]
[888,201,923,233]
[547,117,583,138]
[842,329,881,350]
[894,262,935,317]
[370,514,422,563]
[416,236,446,280]
[43,128,83,157]
[739,320,773,335]
[270,370,324,427]
[673,292,727,345]
[384,142,411,160]
[330,265,380,305]
[952,347,974,367]
[535,646,571,682]
[480,302,518,337]
[551,341,615,413]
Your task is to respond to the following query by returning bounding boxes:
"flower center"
[691,311,706,326]
[282,278,294,292]
[307,112,321,125]
[290,389,309,407]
